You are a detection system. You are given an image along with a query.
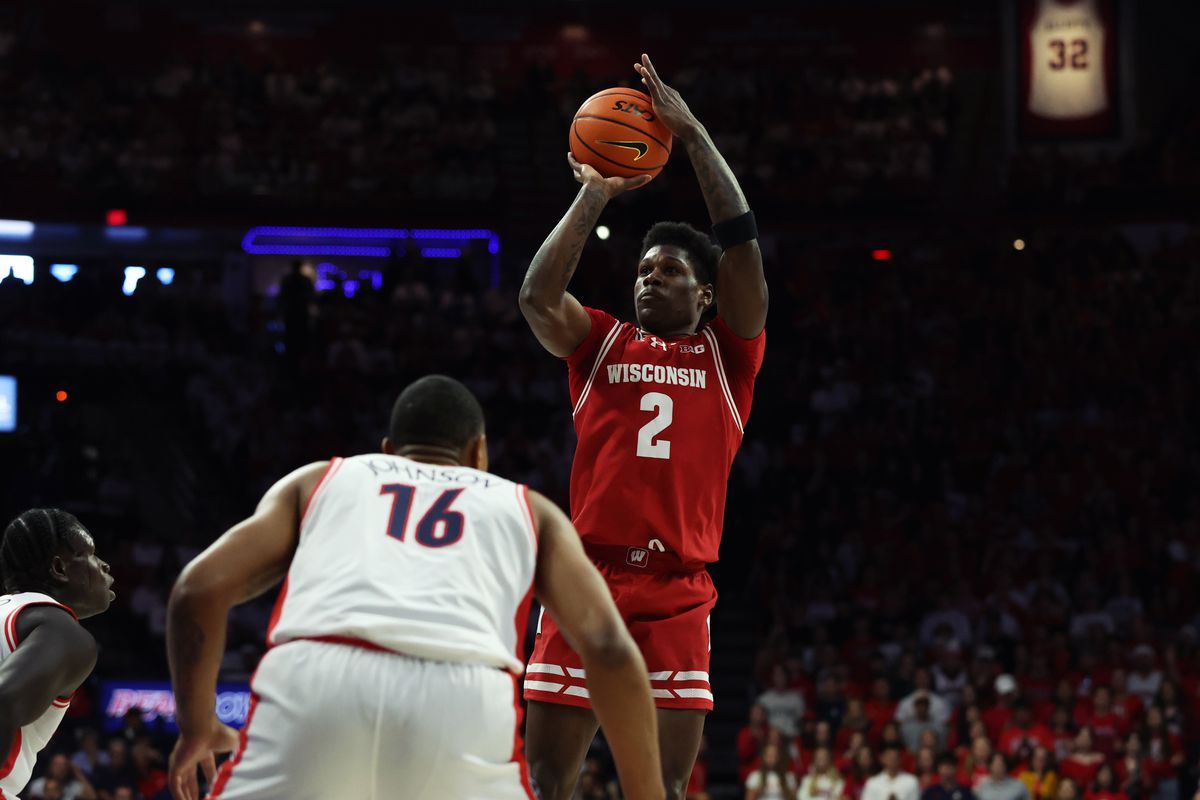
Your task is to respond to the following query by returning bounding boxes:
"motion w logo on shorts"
[626,547,649,567]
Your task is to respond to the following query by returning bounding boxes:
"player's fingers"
[202,752,218,784]
[642,53,663,86]
[627,175,652,189]
[171,768,195,800]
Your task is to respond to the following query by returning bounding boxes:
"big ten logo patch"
[679,344,706,355]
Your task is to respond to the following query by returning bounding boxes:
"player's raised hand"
[568,152,651,197]
[169,717,240,800]
[634,53,700,140]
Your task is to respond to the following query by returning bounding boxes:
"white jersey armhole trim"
[701,327,744,434]
[572,322,621,417]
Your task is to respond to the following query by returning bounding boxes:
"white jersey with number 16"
[266,454,538,673]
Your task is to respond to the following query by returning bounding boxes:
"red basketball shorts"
[523,558,717,711]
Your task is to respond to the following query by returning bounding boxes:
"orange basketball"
[570,88,672,182]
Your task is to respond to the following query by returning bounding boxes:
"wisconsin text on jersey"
[606,363,708,389]
[360,458,500,487]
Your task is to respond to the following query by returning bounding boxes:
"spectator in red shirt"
[1056,779,1081,800]
[1142,706,1183,800]
[959,736,994,789]
[840,698,874,751]
[1000,701,1055,757]
[1108,670,1143,729]
[839,731,869,773]
[843,618,880,679]
[1047,707,1076,763]
[845,746,878,800]
[1075,687,1127,757]
[1059,727,1105,789]
[985,675,1020,742]
[1086,764,1129,800]
[867,678,898,742]
[740,704,777,780]
[1152,683,1184,741]
[916,746,939,792]
[881,722,917,772]
[1115,732,1154,800]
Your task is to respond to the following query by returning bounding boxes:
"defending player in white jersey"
[166,375,664,800]
[0,509,115,799]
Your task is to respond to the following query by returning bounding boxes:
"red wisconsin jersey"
[566,306,765,566]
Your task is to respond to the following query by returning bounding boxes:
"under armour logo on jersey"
[648,337,668,351]
[648,538,666,552]
[626,547,649,567]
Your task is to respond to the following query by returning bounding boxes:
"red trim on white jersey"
[299,457,344,531]
[516,485,538,550]
[0,730,21,781]
[510,581,536,799]
[265,458,342,646]
[573,322,622,417]
[700,327,744,434]
[5,600,76,651]
[207,692,260,799]
[293,635,400,655]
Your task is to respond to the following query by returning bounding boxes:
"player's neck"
[640,322,698,339]
[394,445,463,467]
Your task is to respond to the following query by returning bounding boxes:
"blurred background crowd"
[2,1,1200,799]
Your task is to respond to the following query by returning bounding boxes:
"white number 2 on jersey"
[637,392,673,459]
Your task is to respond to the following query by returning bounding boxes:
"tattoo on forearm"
[686,130,750,223]
[524,187,608,298]
[170,615,206,671]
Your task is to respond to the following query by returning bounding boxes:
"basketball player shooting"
[519,54,768,799]
[165,376,665,800]
[0,509,115,799]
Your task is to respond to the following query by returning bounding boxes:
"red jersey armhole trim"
[516,485,538,549]
[6,600,77,650]
[299,457,343,531]
[0,729,21,780]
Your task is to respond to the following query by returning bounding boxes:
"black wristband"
[712,211,758,250]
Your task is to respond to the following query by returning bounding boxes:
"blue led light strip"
[241,226,495,257]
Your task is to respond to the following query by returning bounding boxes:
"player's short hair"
[1,508,83,593]
[388,375,485,453]
[639,221,721,288]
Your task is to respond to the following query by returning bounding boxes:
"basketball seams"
[571,123,664,174]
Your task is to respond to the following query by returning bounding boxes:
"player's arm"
[0,607,97,752]
[166,461,327,800]
[518,155,650,358]
[635,53,768,339]
[528,490,665,800]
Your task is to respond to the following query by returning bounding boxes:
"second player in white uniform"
[167,376,666,800]
[0,594,75,798]
[0,509,114,800]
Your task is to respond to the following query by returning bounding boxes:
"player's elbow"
[518,284,551,319]
[168,560,227,613]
